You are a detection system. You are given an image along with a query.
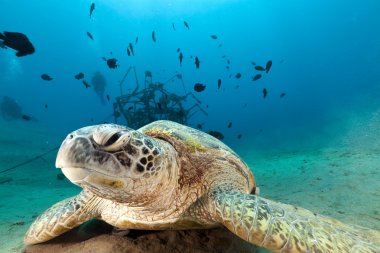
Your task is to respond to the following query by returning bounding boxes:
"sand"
[0,117,379,253]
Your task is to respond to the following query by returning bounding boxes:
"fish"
[195,56,200,69]
[75,72,84,80]
[251,62,256,66]
[263,88,268,98]
[243,103,247,107]
[129,43,134,56]
[135,36,138,44]
[21,115,31,121]
[89,3,95,19]
[254,66,265,71]
[252,74,262,81]
[266,60,272,73]
[237,134,242,139]
[127,106,133,111]
[207,130,224,140]
[41,74,53,81]
[86,32,94,40]
[227,60,230,64]
[0,31,35,57]
[44,104,48,109]
[179,52,183,66]
[226,66,230,70]
[82,80,91,88]
[172,23,176,31]
[218,79,222,89]
[210,35,218,39]
[228,122,232,128]
[222,55,226,58]
[105,58,118,69]
[235,73,242,79]
[127,48,130,56]
[280,92,286,98]
[177,48,180,52]
[184,21,190,29]
[194,83,206,92]
[196,124,203,130]
[218,43,222,48]
[106,94,110,101]
[157,102,162,110]
[152,31,156,42]
[235,85,240,89]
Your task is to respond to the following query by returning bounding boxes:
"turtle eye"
[102,131,131,151]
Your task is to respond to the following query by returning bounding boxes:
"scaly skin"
[209,189,380,253]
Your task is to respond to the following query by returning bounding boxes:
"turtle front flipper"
[209,190,380,253]
[24,190,102,245]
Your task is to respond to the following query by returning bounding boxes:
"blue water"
[1,0,380,151]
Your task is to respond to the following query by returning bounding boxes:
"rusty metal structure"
[112,66,207,129]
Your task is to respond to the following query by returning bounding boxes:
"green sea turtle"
[25,120,380,252]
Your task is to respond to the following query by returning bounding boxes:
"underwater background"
[0,0,379,252]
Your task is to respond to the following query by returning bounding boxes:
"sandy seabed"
[0,118,379,253]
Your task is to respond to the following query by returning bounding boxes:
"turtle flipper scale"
[24,190,100,245]
[210,190,380,253]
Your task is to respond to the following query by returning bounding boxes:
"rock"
[24,220,260,253]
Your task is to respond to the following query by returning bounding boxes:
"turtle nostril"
[69,134,74,139]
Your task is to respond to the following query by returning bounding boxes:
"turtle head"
[56,124,178,204]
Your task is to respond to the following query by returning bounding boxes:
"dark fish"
[218,79,221,89]
[254,66,265,71]
[75,72,84,80]
[235,73,242,79]
[222,55,226,58]
[89,3,95,18]
[226,66,230,70]
[237,134,242,139]
[252,74,262,81]
[251,62,256,66]
[129,43,134,56]
[243,103,247,107]
[0,31,35,57]
[210,35,218,39]
[86,32,94,40]
[127,48,131,56]
[44,104,48,109]
[280,92,286,98]
[194,83,206,92]
[172,23,176,31]
[196,123,203,129]
[218,43,222,48]
[228,122,232,128]
[82,80,91,88]
[135,36,138,44]
[263,88,268,98]
[157,102,162,110]
[106,94,110,101]
[176,48,180,52]
[127,106,133,111]
[227,60,230,64]
[265,60,272,73]
[179,52,183,66]
[207,130,224,140]
[195,56,200,69]
[235,85,240,89]
[184,21,190,29]
[152,31,156,42]
[41,74,53,81]
[106,58,118,69]
[21,115,31,121]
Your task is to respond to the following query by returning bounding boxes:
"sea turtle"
[24,120,380,252]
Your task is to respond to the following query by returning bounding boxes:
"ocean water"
[0,0,379,252]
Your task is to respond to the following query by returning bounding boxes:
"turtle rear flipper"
[24,190,101,245]
[209,190,380,253]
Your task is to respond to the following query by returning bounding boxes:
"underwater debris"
[207,130,224,140]
[89,3,95,18]
[194,83,206,92]
[184,21,190,29]
[41,74,53,81]
[195,56,200,69]
[0,177,13,184]
[75,72,84,80]
[265,60,272,73]
[86,32,94,40]
[252,74,262,81]
[263,88,268,98]
[254,66,265,71]
[0,31,35,57]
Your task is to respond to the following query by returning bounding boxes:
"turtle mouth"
[61,167,92,184]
